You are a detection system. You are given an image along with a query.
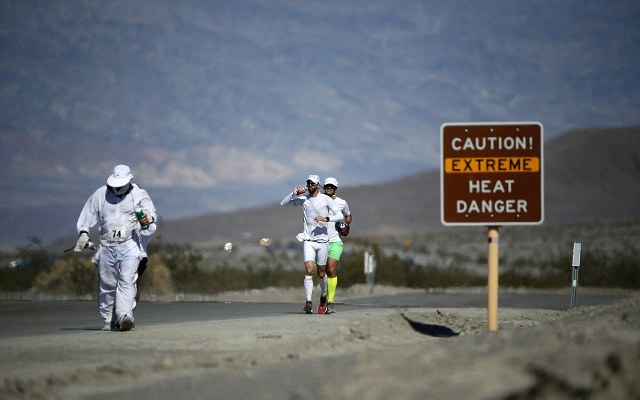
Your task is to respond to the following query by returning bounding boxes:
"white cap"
[323,177,339,188]
[306,174,320,184]
[107,164,133,187]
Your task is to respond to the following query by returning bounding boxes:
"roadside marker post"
[570,241,582,309]
[364,251,376,294]
[441,122,544,331]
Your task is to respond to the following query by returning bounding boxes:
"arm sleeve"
[137,188,158,236]
[326,197,343,222]
[280,192,304,207]
[342,201,351,219]
[76,189,102,235]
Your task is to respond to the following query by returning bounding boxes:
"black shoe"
[303,301,313,314]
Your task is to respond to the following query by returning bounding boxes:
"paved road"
[0,290,628,339]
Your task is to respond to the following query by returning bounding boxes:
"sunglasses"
[306,181,319,186]
[324,185,337,190]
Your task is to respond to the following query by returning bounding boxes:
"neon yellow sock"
[327,276,338,303]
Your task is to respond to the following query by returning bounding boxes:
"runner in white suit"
[75,164,157,331]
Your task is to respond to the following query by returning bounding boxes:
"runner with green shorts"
[320,177,352,314]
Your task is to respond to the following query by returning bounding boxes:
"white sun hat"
[107,164,134,187]
[323,177,339,187]
[306,174,320,184]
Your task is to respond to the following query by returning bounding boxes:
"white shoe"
[101,323,112,331]
[120,316,134,331]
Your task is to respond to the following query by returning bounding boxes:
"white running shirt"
[281,191,341,243]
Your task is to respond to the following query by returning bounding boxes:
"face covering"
[112,183,131,196]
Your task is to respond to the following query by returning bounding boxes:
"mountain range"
[162,127,640,243]
[4,126,640,253]
[131,127,640,248]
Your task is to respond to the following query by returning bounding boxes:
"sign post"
[487,226,500,331]
[441,122,544,331]
[570,241,581,309]
[364,251,376,295]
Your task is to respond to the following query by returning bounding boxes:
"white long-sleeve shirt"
[77,183,157,247]
[281,191,341,243]
[327,196,350,243]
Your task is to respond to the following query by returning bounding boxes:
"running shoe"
[317,295,328,314]
[101,323,112,331]
[303,301,313,314]
[120,315,134,331]
[326,302,335,314]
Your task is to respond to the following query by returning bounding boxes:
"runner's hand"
[294,185,306,195]
[74,232,90,252]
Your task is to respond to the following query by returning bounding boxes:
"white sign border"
[440,121,545,227]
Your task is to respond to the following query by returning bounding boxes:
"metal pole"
[364,251,375,294]
[364,251,369,285]
[570,241,581,309]
[369,252,376,295]
[487,227,500,331]
[570,266,577,309]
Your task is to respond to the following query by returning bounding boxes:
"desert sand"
[1,286,639,400]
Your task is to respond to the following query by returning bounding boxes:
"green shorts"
[328,241,344,261]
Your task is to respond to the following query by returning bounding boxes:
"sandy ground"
[1,286,639,400]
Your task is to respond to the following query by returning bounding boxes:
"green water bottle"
[135,208,149,230]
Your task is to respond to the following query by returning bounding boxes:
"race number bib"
[108,225,126,242]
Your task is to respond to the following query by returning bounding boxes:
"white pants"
[97,240,141,325]
[303,240,328,266]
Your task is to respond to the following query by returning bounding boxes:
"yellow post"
[487,226,500,331]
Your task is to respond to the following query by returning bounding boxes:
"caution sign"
[441,122,544,225]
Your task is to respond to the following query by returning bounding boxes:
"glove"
[74,232,90,252]
[340,223,350,236]
[336,221,350,236]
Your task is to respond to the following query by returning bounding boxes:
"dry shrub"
[29,254,175,300]
[138,254,175,300]
[30,256,97,298]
